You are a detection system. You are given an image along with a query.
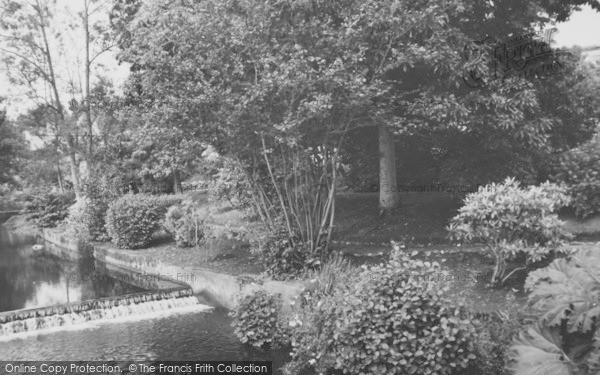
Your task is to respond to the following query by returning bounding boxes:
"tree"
[0,0,117,196]
[79,0,117,177]
[341,0,600,212]
[0,105,25,185]
[13,104,67,190]
[0,0,82,195]
[115,0,600,251]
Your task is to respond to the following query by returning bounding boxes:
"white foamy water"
[0,296,212,341]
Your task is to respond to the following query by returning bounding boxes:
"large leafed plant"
[508,247,600,374]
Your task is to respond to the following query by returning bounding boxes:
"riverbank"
[7,190,600,313]
[3,214,303,310]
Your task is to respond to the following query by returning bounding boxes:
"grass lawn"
[333,192,462,245]
[133,230,265,276]
[139,190,600,314]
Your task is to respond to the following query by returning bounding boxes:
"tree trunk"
[66,135,81,198]
[56,160,64,193]
[173,169,182,194]
[84,1,93,178]
[378,124,399,213]
[38,7,81,197]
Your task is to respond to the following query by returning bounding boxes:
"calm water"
[0,227,145,313]
[0,226,289,371]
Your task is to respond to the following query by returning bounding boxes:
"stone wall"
[38,229,303,310]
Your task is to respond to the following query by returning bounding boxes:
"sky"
[1,3,600,119]
[552,5,600,48]
[0,0,129,118]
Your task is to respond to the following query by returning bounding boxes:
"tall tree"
[0,0,116,195]
[0,0,83,195]
[79,0,116,177]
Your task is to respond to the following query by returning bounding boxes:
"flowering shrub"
[508,247,600,375]
[164,201,207,247]
[284,243,477,375]
[105,193,183,249]
[230,291,290,350]
[448,177,572,285]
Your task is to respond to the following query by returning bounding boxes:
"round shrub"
[105,193,182,249]
[284,244,477,375]
[230,291,289,350]
[164,201,206,247]
[448,177,571,285]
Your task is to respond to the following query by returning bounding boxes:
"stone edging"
[39,228,303,310]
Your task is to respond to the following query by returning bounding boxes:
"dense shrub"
[105,193,183,249]
[64,197,94,243]
[164,201,207,247]
[252,223,324,280]
[24,189,75,227]
[207,158,254,211]
[508,247,600,375]
[230,291,290,350]
[554,134,600,218]
[284,243,477,375]
[65,177,123,242]
[465,312,523,375]
[283,254,361,375]
[448,177,572,285]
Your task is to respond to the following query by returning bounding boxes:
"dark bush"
[553,134,600,218]
[230,291,290,350]
[253,223,324,280]
[464,312,523,375]
[105,193,183,249]
[24,189,75,228]
[66,177,123,242]
[284,244,477,375]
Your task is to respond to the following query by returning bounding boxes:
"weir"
[0,287,209,337]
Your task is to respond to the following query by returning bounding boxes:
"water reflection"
[0,227,145,313]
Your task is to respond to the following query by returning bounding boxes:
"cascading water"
[0,288,211,338]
